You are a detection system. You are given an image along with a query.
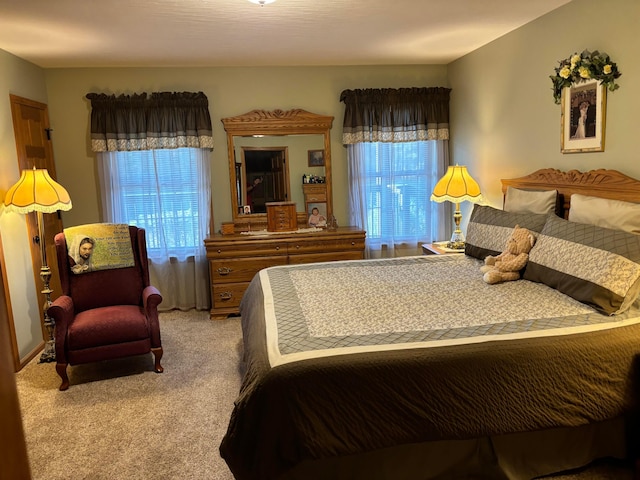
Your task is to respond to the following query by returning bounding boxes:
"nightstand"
[422,242,465,255]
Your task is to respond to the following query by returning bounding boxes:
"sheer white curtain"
[348,140,450,258]
[98,147,211,311]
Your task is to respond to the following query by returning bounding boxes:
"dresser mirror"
[222,109,334,228]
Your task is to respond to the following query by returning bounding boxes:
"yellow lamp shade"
[4,168,72,214]
[431,165,484,204]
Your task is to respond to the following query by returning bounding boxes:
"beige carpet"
[16,309,240,480]
[15,309,635,480]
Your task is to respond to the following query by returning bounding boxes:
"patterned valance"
[340,87,451,144]
[86,91,213,152]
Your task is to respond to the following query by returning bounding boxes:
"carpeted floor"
[15,309,635,480]
[16,309,241,480]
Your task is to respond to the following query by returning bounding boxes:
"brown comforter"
[220,265,640,480]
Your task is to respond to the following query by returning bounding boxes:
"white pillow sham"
[568,193,640,234]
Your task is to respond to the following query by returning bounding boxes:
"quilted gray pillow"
[464,205,548,260]
[524,214,640,315]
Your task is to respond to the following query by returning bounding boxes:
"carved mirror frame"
[222,109,334,230]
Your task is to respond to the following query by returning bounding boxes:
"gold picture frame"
[561,79,606,153]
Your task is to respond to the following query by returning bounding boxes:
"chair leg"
[56,363,69,391]
[151,347,164,373]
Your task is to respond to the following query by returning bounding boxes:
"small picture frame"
[308,149,325,167]
[561,79,606,154]
[243,205,251,214]
[307,202,327,227]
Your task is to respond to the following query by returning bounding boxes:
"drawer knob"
[296,245,300,249]
[219,292,233,301]
[351,241,355,245]
[216,267,232,276]
[276,246,280,250]
[217,249,221,253]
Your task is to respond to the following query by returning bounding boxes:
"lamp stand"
[36,211,56,363]
[447,202,465,250]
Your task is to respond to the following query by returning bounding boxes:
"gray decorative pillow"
[465,205,548,260]
[504,187,558,215]
[523,215,640,315]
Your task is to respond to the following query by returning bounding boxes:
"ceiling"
[0,0,571,68]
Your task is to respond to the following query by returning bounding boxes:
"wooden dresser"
[204,227,366,319]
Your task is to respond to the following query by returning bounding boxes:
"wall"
[42,65,448,233]
[448,0,638,221]
[0,49,49,363]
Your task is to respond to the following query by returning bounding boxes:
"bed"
[220,168,640,480]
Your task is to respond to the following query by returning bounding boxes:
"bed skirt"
[281,416,627,480]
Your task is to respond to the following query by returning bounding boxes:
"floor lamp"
[4,167,72,363]
[430,165,484,250]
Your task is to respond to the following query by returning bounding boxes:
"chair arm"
[48,295,75,365]
[142,286,163,347]
[142,285,162,312]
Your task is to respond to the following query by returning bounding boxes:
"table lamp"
[430,165,484,250]
[4,167,72,362]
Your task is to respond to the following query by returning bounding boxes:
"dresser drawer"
[305,192,326,202]
[211,282,247,310]
[289,251,364,264]
[207,241,287,258]
[302,184,327,202]
[287,237,366,254]
[210,256,287,284]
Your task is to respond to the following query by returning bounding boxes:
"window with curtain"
[98,148,210,260]
[341,87,452,257]
[350,141,443,246]
[87,91,213,311]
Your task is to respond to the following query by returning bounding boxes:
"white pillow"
[503,187,557,215]
[568,193,640,234]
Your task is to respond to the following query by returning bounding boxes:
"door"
[9,95,65,361]
[271,150,287,201]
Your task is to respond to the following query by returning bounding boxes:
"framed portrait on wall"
[561,79,606,153]
[308,149,325,167]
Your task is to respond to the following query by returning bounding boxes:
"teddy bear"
[480,225,536,284]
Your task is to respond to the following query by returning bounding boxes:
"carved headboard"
[501,168,640,218]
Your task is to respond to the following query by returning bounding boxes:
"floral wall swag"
[550,50,621,104]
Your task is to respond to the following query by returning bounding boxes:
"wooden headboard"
[501,168,640,218]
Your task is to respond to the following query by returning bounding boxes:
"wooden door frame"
[0,242,32,479]
[7,94,64,370]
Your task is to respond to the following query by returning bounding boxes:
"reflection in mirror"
[233,135,325,214]
[242,146,288,213]
[222,109,334,230]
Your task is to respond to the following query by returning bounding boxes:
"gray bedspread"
[220,255,640,480]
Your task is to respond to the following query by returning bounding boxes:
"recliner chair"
[48,225,163,391]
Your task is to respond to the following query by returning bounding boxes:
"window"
[98,147,211,261]
[349,141,445,252]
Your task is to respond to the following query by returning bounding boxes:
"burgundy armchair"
[48,226,163,391]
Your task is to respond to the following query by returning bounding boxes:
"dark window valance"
[86,91,213,152]
[339,87,451,144]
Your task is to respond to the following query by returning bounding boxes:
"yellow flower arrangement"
[550,49,621,104]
